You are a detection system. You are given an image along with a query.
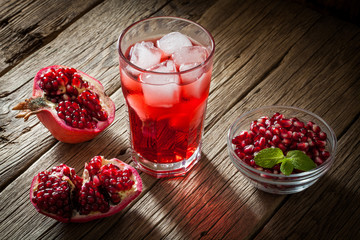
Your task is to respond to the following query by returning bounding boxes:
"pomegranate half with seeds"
[30,156,142,223]
[13,65,115,143]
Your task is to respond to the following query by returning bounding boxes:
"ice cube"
[181,69,211,99]
[140,60,180,107]
[141,60,178,84]
[179,63,204,84]
[156,32,192,56]
[129,41,162,70]
[172,46,208,67]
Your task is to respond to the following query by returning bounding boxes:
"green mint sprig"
[254,148,316,175]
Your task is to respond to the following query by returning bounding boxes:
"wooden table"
[1,0,359,239]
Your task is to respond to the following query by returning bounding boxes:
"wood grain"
[254,119,360,240]
[0,0,167,190]
[0,0,359,239]
[0,0,103,76]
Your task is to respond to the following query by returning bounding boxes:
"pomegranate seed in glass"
[227,106,337,194]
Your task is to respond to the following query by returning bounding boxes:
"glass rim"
[227,105,337,178]
[117,16,215,75]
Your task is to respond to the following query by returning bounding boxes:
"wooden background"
[1,0,359,239]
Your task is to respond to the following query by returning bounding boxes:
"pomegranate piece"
[13,65,115,143]
[31,171,73,221]
[30,156,142,223]
[232,112,330,174]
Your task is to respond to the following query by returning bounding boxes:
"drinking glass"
[118,17,215,178]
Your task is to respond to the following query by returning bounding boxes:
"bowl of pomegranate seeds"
[227,106,337,194]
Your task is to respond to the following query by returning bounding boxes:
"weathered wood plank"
[254,118,360,240]
[0,0,167,190]
[33,0,360,239]
[292,0,360,24]
[99,2,360,240]
[0,88,136,239]
[0,0,103,77]
[191,18,360,240]
[1,0,359,239]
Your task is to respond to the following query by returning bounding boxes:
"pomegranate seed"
[318,131,327,140]
[306,131,316,139]
[300,128,307,134]
[277,143,286,152]
[292,132,301,141]
[254,135,261,142]
[258,127,266,135]
[279,118,292,128]
[265,130,273,140]
[314,157,323,165]
[268,141,276,147]
[254,146,261,153]
[249,159,256,166]
[316,140,327,148]
[312,124,321,133]
[308,139,315,148]
[312,148,320,157]
[282,138,292,146]
[272,112,284,120]
[248,131,255,140]
[321,151,330,160]
[265,119,271,127]
[280,128,292,139]
[293,120,305,128]
[244,145,254,155]
[257,117,267,125]
[238,131,249,140]
[244,154,253,161]
[301,136,308,142]
[297,142,309,151]
[237,140,246,148]
[250,121,259,133]
[232,136,241,145]
[272,135,281,144]
[259,137,266,148]
[245,138,253,145]
[271,126,281,135]
[290,142,297,150]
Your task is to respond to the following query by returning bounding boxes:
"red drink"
[118,17,214,177]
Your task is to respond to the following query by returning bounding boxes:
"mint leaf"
[287,150,316,171]
[254,148,284,168]
[280,159,294,176]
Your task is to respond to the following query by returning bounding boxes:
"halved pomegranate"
[30,156,142,223]
[13,65,115,143]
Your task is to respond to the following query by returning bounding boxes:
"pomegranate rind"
[32,65,115,143]
[30,158,142,223]
[70,158,142,223]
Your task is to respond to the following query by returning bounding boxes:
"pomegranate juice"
[121,36,212,164]
[118,17,214,177]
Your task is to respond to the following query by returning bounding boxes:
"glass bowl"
[227,106,337,194]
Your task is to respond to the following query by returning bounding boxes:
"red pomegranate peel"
[13,65,115,143]
[30,156,142,223]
